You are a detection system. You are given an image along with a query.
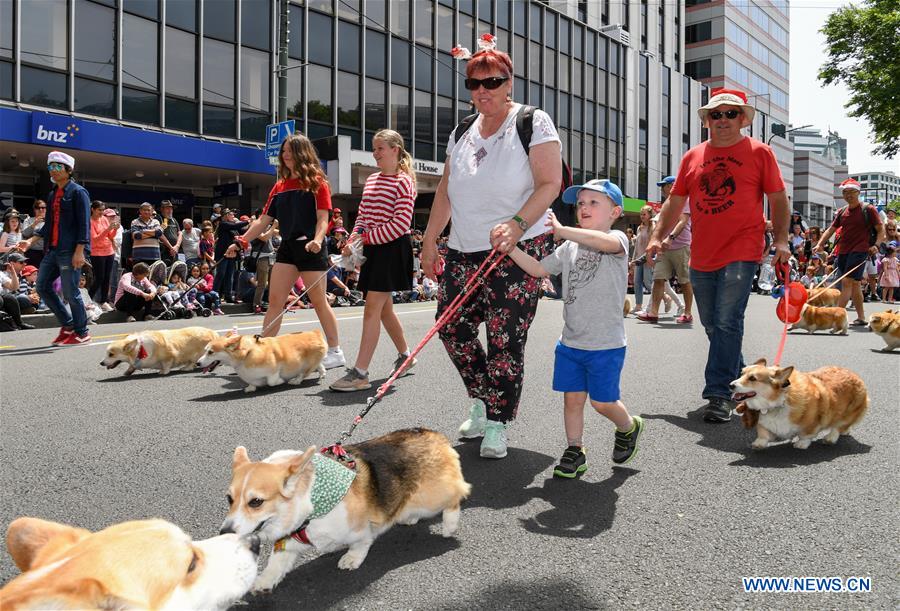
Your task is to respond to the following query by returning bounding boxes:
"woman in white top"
[422,39,562,459]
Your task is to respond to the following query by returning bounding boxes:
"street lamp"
[768,123,813,145]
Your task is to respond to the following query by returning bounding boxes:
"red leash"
[772,262,808,366]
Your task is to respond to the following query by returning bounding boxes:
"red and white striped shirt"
[353,172,416,245]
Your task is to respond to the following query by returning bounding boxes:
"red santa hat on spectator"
[839,178,861,192]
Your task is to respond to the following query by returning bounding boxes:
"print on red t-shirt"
[672,137,785,272]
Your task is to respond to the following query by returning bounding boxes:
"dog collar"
[137,339,148,362]
[274,520,311,551]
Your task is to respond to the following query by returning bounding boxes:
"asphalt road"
[1,295,897,609]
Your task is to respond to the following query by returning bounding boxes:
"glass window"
[166,96,198,131]
[529,42,541,82]
[167,0,196,31]
[242,0,271,50]
[513,36,525,77]
[530,4,542,41]
[0,0,12,59]
[21,66,67,108]
[123,15,158,89]
[309,0,333,14]
[0,61,13,100]
[558,54,569,90]
[125,0,157,19]
[241,111,268,141]
[437,5,454,50]
[391,85,410,137]
[572,60,582,97]
[203,38,234,105]
[437,52,453,97]
[241,47,269,112]
[391,0,410,39]
[76,0,116,80]
[596,72,606,104]
[337,71,360,127]
[437,95,453,143]
[203,105,235,137]
[308,64,333,123]
[337,0,359,21]
[459,0,473,15]
[513,0,526,35]
[585,98,594,134]
[529,81,541,107]
[415,45,433,91]
[478,0,492,21]
[367,0,386,30]
[559,18,570,54]
[514,78,524,104]
[597,104,606,138]
[339,22,360,73]
[544,49,556,87]
[204,0,235,41]
[365,77,386,130]
[459,14,474,49]
[585,31,595,65]
[544,11,556,49]
[392,38,410,85]
[585,64,594,99]
[597,37,607,69]
[309,12,334,65]
[123,86,158,124]
[22,0,67,70]
[75,78,115,117]
[289,5,304,58]
[559,93,569,128]
[286,58,304,120]
[415,90,432,142]
[166,27,195,98]
[573,24,583,60]
[415,0,433,46]
[366,30,386,79]
[496,0,509,29]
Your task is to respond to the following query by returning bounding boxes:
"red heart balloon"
[776,281,808,324]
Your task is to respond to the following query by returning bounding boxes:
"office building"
[793,152,836,228]
[790,127,847,166]
[849,171,900,206]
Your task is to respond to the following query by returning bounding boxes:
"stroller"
[148,260,212,320]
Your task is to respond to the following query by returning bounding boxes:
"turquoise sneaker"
[458,399,487,439]
[480,420,508,459]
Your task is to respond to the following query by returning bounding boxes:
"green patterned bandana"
[308,453,357,519]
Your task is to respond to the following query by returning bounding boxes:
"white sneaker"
[322,348,346,370]
[676,304,685,317]
[126,316,136,322]
[480,420,508,459]
[458,399,487,439]
[100,302,113,312]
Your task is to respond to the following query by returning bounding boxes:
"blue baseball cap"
[562,179,624,207]
[656,176,676,186]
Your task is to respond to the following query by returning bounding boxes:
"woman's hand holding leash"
[421,242,443,281]
[490,221,524,254]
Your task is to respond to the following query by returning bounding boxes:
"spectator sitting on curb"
[77,273,103,324]
[114,262,157,322]
[17,264,42,314]
[189,263,224,315]
[1,209,24,256]
[0,253,36,329]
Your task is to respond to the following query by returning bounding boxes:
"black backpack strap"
[515,105,536,155]
[453,113,479,145]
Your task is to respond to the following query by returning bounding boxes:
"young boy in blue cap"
[508,179,644,477]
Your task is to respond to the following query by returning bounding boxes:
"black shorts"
[275,238,329,272]
[358,235,413,293]
[836,252,867,281]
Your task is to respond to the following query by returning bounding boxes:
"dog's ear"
[124,338,139,354]
[754,358,767,366]
[253,334,262,342]
[232,446,250,469]
[2,577,135,611]
[282,446,317,497]
[6,517,91,572]
[775,366,794,387]
[225,335,241,350]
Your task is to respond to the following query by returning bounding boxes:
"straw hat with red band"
[698,88,755,126]
[839,178,861,192]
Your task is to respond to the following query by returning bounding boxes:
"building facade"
[790,127,847,166]
[792,151,836,228]
[849,171,900,206]
[1,0,707,224]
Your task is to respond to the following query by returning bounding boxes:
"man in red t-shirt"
[814,179,885,325]
[647,88,790,423]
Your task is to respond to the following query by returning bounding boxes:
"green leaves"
[818,0,900,158]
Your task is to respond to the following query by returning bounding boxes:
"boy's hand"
[545,212,563,235]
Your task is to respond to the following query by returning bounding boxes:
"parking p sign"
[266,120,295,166]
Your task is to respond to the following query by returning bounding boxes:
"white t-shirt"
[445,104,561,253]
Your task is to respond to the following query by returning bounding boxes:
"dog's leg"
[253,546,303,593]
[266,373,285,387]
[751,424,773,450]
[124,365,136,376]
[792,436,812,449]
[288,374,306,385]
[823,428,840,444]
[442,506,461,537]
[160,364,172,375]
[317,363,326,378]
[337,539,373,570]
[244,384,258,393]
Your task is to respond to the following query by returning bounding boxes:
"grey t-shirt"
[539,230,629,350]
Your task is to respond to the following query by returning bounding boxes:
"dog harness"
[274,453,356,552]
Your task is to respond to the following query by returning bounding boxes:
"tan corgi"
[623,298,632,317]
[196,330,327,392]
[220,428,471,593]
[730,358,868,450]
[807,287,841,306]
[790,304,848,335]
[100,326,219,375]
[868,309,900,351]
[0,518,259,610]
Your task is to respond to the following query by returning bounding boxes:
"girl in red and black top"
[330,129,417,392]
[237,134,344,367]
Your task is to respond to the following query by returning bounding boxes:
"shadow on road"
[237,522,460,611]
[189,376,327,401]
[433,577,607,610]
[869,348,899,355]
[643,407,748,454]
[728,435,872,468]
[519,467,640,539]
[456,444,555,510]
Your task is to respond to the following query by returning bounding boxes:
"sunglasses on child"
[47,163,66,171]
[709,110,742,120]
[464,76,509,91]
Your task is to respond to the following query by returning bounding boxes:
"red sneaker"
[51,327,74,346]
[60,332,92,345]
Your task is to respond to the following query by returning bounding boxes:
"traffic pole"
[277,0,289,122]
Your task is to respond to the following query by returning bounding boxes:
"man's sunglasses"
[709,110,742,120]
[47,163,66,171]
[464,76,509,91]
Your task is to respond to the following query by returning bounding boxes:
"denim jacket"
[39,180,92,254]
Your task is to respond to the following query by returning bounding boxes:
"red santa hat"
[839,178,861,192]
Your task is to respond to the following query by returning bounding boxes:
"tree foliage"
[819,0,900,158]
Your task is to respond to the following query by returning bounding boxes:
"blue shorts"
[836,252,868,281]
[552,342,626,403]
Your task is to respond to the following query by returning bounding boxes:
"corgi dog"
[0,517,259,610]
[868,309,900,351]
[100,326,219,375]
[730,358,868,450]
[220,428,471,593]
[790,304,848,335]
[623,298,632,318]
[196,330,327,392]
[807,287,841,307]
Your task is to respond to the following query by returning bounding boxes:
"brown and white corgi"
[868,309,900,351]
[100,326,220,375]
[730,359,868,450]
[196,330,327,392]
[807,287,841,307]
[623,298,632,318]
[220,428,471,593]
[0,517,259,610]
[790,304,848,335]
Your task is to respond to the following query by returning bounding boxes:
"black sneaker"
[613,415,644,464]
[703,397,733,423]
[553,446,587,478]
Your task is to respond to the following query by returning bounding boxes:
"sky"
[789,0,899,175]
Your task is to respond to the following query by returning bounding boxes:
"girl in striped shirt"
[330,129,418,392]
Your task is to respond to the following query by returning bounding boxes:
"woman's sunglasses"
[47,163,65,171]
[464,76,509,91]
[709,110,742,120]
